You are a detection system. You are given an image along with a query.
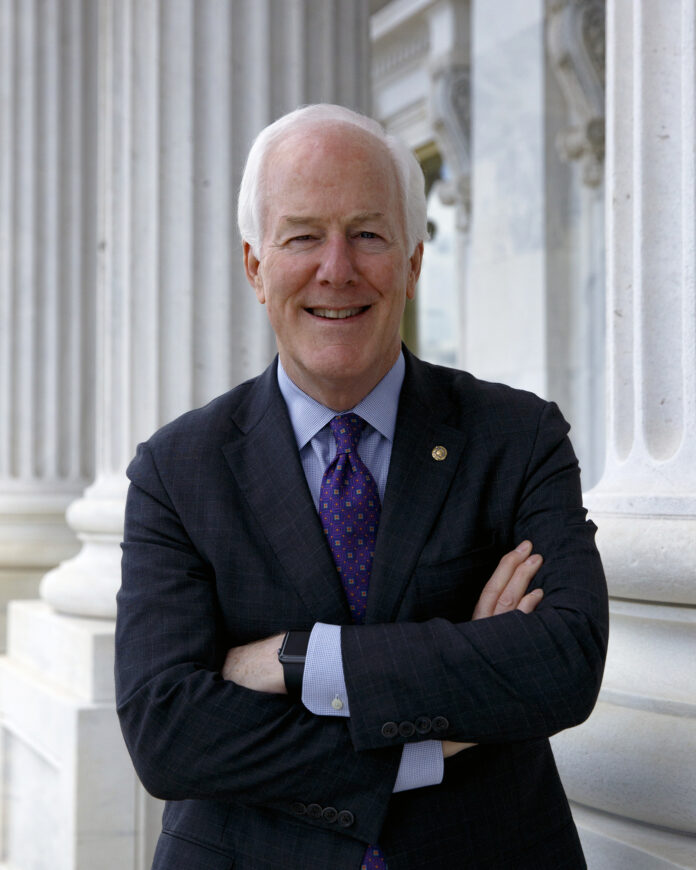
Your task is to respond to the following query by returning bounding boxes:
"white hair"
[237,103,428,256]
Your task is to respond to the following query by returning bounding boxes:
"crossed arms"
[115,394,608,846]
[222,541,545,761]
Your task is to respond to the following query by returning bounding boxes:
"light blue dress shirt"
[277,354,443,793]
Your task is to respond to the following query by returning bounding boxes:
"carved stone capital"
[547,0,606,187]
[429,63,471,228]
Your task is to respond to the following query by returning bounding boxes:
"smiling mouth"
[307,306,370,319]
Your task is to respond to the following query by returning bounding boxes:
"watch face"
[280,631,310,661]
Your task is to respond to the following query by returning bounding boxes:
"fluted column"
[0,0,97,642]
[551,1,696,865]
[41,0,371,618]
[0,3,370,868]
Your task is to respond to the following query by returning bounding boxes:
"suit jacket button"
[415,716,432,734]
[381,721,398,738]
[322,806,338,823]
[291,802,306,816]
[337,810,355,827]
[399,721,415,737]
[306,803,323,819]
[432,716,450,733]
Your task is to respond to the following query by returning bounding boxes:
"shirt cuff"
[393,741,444,793]
[302,623,350,716]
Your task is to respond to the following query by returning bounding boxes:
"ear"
[243,241,265,303]
[406,241,424,300]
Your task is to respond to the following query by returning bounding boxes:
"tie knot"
[329,414,366,454]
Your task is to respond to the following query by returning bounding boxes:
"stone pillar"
[546,0,606,488]
[550,1,696,865]
[0,0,97,647]
[467,0,606,486]
[427,0,472,370]
[40,0,370,620]
[467,0,552,396]
[0,2,371,868]
[370,0,472,367]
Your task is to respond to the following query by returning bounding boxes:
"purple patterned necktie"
[319,415,387,870]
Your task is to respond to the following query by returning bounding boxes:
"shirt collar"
[277,352,405,450]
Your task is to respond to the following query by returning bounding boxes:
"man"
[116,104,608,869]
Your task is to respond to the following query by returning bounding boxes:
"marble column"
[546,0,606,488]
[40,0,370,620]
[467,0,606,487]
[550,1,696,865]
[427,0,472,371]
[0,2,371,868]
[0,0,97,647]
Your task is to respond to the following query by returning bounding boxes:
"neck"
[279,357,397,412]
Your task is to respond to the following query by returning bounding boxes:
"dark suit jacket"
[115,349,608,870]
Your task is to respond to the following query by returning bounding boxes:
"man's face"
[244,125,423,410]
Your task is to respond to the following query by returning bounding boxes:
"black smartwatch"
[278,631,311,698]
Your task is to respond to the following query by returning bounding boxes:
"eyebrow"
[278,212,386,225]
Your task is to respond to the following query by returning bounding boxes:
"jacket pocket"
[411,540,500,622]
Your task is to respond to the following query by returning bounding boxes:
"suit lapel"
[221,361,351,625]
[367,351,470,624]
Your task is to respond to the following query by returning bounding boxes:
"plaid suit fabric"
[116,349,606,869]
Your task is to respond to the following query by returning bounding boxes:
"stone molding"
[547,0,606,186]
[553,1,696,863]
[371,23,430,80]
[429,62,471,228]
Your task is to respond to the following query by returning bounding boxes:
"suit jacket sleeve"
[340,397,609,753]
[115,439,400,846]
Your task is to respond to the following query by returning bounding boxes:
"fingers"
[472,541,544,620]
[441,740,477,759]
[492,550,543,615]
[516,588,544,614]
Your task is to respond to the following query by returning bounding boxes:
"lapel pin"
[431,445,447,461]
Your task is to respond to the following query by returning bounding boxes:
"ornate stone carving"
[547,0,606,187]
[429,63,471,229]
[371,27,430,81]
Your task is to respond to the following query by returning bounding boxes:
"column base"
[0,493,81,645]
[0,600,161,870]
[585,492,696,605]
[39,480,127,618]
[572,802,696,870]
[552,699,696,834]
[0,568,43,651]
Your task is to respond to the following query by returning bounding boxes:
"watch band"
[278,630,311,699]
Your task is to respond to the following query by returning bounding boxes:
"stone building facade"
[0,1,693,867]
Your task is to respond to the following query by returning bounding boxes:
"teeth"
[310,307,364,319]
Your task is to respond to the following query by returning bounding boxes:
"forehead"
[262,125,401,220]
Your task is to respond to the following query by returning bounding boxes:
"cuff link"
[331,694,344,711]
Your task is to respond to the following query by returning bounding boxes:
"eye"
[353,230,388,248]
[284,234,317,247]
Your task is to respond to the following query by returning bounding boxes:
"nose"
[316,234,358,287]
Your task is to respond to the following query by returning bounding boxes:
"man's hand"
[222,543,543,701]
[472,539,543,619]
[222,632,287,694]
[444,540,544,759]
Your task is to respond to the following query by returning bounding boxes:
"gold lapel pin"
[431,445,447,461]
